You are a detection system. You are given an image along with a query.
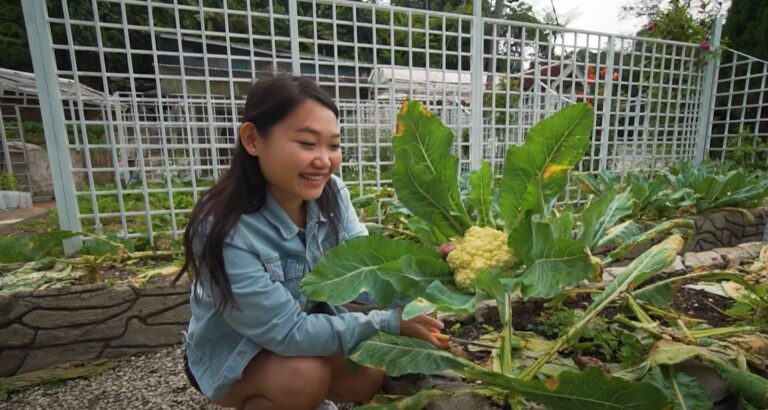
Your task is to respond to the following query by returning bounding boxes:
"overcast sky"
[527,0,645,36]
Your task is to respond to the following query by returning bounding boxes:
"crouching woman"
[174,76,448,410]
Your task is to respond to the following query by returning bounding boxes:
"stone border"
[0,275,190,377]
[689,207,767,251]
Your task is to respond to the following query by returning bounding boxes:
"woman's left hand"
[400,314,450,349]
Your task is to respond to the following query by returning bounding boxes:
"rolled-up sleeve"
[221,242,399,357]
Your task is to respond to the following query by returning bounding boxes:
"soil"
[443,286,738,363]
[671,287,736,327]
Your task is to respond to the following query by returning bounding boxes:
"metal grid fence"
[707,48,768,167]
[16,0,758,248]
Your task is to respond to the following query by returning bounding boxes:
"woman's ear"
[239,122,260,157]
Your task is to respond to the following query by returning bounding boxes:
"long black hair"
[174,76,342,312]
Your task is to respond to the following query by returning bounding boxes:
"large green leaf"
[466,160,495,227]
[401,281,483,320]
[392,101,471,239]
[520,367,671,410]
[499,103,594,230]
[518,220,602,299]
[467,367,670,410]
[580,190,636,251]
[642,367,711,410]
[350,333,482,376]
[301,235,450,307]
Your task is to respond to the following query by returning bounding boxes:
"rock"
[737,242,765,259]
[109,319,185,347]
[713,246,753,267]
[131,294,189,319]
[0,323,36,347]
[0,349,27,377]
[675,359,729,403]
[0,293,15,326]
[34,316,128,347]
[18,342,105,374]
[662,255,687,275]
[21,300,134,329]
[31,286,137,309]
[683,251,725,270]
[603,267,625,282]
[146,304,191,325]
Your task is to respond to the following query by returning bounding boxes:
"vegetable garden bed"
[2,102,768,408]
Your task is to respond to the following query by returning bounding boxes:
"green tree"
[0,1,32,71]
[722,0,768,59]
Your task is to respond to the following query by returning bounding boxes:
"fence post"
[22,0,82,254]
[694,16,723,162]
[598,37,616,171]
[469,0,484,170]
[288,0,301,75]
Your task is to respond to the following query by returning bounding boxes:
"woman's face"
[241,99,341,213]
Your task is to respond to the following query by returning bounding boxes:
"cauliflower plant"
[446,226,516,292]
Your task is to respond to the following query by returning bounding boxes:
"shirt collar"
[262,191,326,239]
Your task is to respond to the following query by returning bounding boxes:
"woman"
[176,76,448,410]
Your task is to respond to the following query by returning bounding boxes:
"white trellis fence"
[15,0,762,250]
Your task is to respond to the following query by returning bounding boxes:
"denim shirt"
[183,176,400,400]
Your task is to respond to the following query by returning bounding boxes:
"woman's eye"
[298,141,315,147]
[330,144,341,151]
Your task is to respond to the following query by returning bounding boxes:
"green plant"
[724,128,768,172]
[299,102,700,408]
[0,172,20,190]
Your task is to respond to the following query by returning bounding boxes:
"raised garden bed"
[0,274,190,378]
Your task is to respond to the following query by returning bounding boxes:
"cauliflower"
[446,226,516,292]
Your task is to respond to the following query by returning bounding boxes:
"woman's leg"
[326,354,385,404]
[212,350,332,410]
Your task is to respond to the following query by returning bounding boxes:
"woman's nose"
[312,151,332,168]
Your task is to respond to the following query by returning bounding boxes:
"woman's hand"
[400,314,450,349]
[437,243,455,259]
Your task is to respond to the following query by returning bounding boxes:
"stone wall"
[0,275,190,378]
[689,206,767,251]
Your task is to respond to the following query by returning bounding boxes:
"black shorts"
[183,350,203,394]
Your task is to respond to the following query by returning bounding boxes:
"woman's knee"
[272,356,332,407]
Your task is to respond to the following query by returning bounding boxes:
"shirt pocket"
[263,254,306,300]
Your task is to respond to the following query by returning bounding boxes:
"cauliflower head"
[446,226,515,292]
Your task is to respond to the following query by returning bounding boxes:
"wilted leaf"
[580,190,636,251]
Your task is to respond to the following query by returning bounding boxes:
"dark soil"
[671,287,736,327]
[443,286,737,364]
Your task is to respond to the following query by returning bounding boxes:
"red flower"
[599,68,607,78]
[646,22,656,31]
[587,73,596,82]
[613,72,619,81]
[699,41,711,51]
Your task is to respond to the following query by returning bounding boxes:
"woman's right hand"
[400,314,451,349]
